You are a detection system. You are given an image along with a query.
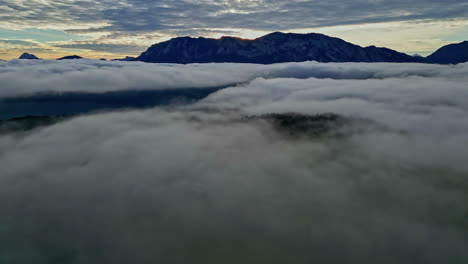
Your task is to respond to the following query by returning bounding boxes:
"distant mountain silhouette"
[111,56,137,61]
[12,33,467,64]
[19,53,39,60]
[57,55,83,60]
[137,32,422,64]
[427,41,468,64]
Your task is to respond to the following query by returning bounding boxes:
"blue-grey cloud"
[0,28,89,43]
[53,42,147,54]
[0,39,41,46]
[2,0,468,34]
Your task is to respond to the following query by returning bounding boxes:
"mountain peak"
[19,52,39,60]
[263,31,286,37]
[220,36,245,40]
[258,32,325,40]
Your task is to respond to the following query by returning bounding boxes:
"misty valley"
[0,60,468,263]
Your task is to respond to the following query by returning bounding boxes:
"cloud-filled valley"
[1,60,468,263]
[1,59,467,98]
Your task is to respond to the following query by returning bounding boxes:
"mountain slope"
[137,32,420,64]
[57,55,83,60]
[427,41,468,64]
[19,53,39,59]
[111,56,137,61]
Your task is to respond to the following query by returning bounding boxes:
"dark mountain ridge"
[137,32,423,64]
[426,41,468,64]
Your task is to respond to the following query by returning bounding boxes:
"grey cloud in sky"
[0,39,41,47]
[1,0,468,33]
[53,42,147,54]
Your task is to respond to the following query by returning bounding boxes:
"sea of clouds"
[0,60,467,263]
[1,59,467,98]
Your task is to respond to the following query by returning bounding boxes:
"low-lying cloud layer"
[0,61,467,263]
[0,59,467,98]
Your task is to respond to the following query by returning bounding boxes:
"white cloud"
[0,60,468,263]
[200,73,468,134]
[0,59,467,98]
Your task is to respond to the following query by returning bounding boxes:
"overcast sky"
[0,0,467,59]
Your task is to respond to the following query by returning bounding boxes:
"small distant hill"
[57,55,83,60]
[426,41,468,64]
[19,53,39,60]
[111,56,137,61]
